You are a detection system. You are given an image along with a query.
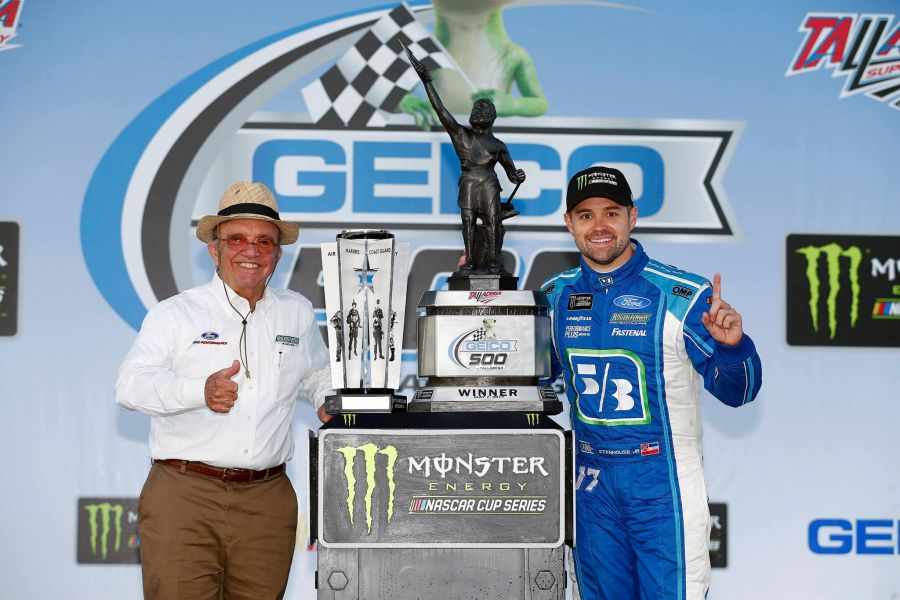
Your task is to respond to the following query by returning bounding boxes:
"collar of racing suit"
[578,238,649,289]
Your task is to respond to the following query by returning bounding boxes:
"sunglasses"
[221,235,279,255]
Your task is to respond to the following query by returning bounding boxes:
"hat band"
[218,203,280,220]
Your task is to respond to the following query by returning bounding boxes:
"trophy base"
[324,389,407,414]
[410,384,562,414]
[447,272,518,291]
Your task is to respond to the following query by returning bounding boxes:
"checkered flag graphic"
[470,328,486,342]
[302,2,457,128]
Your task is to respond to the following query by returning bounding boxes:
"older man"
[116,182,331,599]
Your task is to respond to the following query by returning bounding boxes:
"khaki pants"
[137,463,298,600]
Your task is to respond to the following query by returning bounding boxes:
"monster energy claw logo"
[796,243,862,339]
[575,173,589,190]
[83,502,124,560]
[335,443,397,533]
[526,413,539,426]
[343,413,356,426]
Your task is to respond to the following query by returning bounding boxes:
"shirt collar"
[579,239,648,289]
[209,272,272,313]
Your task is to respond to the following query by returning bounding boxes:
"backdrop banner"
[2,1,898,598]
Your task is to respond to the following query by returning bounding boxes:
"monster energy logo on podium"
[335,443,398,533]
[77,497,140,564]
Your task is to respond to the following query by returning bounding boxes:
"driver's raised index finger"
[712,272,722,301]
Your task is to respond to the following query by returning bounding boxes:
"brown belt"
[154,459,286,484]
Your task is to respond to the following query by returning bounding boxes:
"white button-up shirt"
[116,275,331,469]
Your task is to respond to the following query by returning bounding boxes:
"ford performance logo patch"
[613,295,652,310]
[200,332,219,340]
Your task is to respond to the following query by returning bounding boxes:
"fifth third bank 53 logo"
[787,234,900,347]
[334,443,397,534]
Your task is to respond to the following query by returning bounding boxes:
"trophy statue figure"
[406,44,525,280]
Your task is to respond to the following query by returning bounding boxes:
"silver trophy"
[321,230,410,413]
[413,290,559,412]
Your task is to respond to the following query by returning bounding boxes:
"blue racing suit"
[542,240,762,600]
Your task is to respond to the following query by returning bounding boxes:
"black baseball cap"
[566,166,633,211]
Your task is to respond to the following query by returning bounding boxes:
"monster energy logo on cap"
[567,166,633,211]
[795,242,862,339]
[77,497,140,564]
[335,443,397,533]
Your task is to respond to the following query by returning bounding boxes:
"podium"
[312,412,571,599]
[311,282,572,598]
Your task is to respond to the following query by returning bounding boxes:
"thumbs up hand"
[205,360,241,413]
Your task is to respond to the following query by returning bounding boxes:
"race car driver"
[542,165,762,599]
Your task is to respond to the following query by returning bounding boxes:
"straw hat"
[196,182,299,244]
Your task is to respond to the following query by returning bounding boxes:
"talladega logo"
[82,2,742,332]
[787,13,900,111]
[0,0,25,51]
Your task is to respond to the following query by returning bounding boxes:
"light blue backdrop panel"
[1,1,898,598]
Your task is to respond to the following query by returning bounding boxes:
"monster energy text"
[407,453,550,479]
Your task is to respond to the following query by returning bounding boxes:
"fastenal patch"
[609,312,651,325]
[611,328,647,337]
[275,334,299,346]
[567,294,593,311]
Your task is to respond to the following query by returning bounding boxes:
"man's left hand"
[317,404,333,423]
[701,273,743,346]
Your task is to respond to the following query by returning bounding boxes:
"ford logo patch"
[613,295,652,310]
[201,332,219,340]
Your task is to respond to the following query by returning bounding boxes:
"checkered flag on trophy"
[301,2,460,128]
[471,328,487,342]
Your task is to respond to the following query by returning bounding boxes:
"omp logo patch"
[672,285,694,299]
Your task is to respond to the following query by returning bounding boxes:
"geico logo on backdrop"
[81,3,743,334]
[808,518,900,554]
[247,135,667,223]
